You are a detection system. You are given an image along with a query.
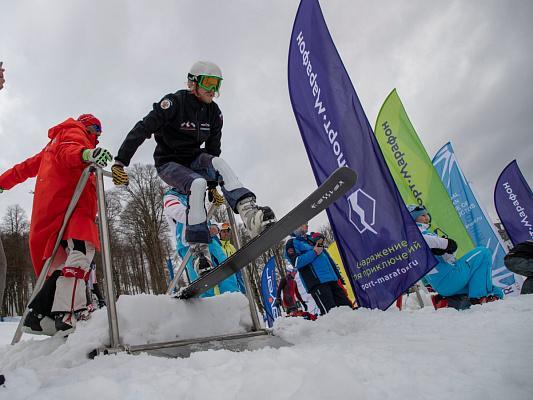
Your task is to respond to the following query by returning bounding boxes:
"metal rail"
[225,203,262,331]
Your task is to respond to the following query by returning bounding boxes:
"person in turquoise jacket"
[163,188,239,297]
[408,205,503,303]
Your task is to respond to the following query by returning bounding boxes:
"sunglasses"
[197,75,222,92]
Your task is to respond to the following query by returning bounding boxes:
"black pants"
[310,281,352,315]
[504,256,533,294]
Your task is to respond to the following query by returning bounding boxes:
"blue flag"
[260,256,280,327]
[288,0,436,309]
[433,143,521,296]
[494,160,533,245]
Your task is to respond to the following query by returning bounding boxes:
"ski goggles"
[197,75,222,92]
[87,124,102,134]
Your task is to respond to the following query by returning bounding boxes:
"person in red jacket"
[0,114,112,334]
[274,267,307,314]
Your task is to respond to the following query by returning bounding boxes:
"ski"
[177,166,357,299]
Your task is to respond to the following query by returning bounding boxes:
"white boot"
[236,197,276,238]
[190,243,214,277]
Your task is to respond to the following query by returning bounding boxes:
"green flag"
[374,89,474,257]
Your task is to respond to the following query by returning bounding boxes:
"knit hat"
[407,204,428,220]
[77,114,102,132]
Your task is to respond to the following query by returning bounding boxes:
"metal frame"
[13,165,270,356]
[224,202,262,331]
[95,171,268,356]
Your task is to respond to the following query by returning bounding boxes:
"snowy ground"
[1,293,532,400]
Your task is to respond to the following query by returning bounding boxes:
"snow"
[1,293,532,400]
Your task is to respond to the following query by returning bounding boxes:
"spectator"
[163,187,240,297]
[274,267,307,313]
[0,114,112,334]
[219,222,246,293]
[504,240,533,295]
[285,224,351,315]
[408,205,504,304]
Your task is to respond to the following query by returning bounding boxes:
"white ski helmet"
[188,61,222,81]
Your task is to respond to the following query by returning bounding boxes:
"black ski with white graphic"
[177,166,357,299]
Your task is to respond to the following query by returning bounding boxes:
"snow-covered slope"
[1,293,532,400]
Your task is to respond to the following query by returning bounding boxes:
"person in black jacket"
[504,240,533,294]
[111,61,275,275]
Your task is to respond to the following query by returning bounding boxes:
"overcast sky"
[0,0,531,233]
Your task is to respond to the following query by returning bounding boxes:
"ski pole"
[11,165,94,345]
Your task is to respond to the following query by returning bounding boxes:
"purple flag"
[494,160,533,245]
[287,0,436,309]
[260,256,280,327]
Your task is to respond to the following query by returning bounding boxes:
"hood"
[48,118,98,147]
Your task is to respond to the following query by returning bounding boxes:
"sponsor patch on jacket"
[160,98,172,110]
[180,121,196,130]
[200,123,210,131]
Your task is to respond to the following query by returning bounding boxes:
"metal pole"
[165,204,218,295]
[225,203,262,331]
[11,166,93,345]
[95,167,121,350]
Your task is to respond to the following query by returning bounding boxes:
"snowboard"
[177,166,357,299]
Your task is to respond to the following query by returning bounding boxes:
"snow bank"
[1,294,532,400]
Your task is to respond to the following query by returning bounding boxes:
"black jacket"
[115,90,223,168]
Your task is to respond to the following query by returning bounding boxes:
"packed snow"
[1,293,532,400]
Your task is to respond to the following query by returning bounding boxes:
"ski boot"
[190,243,214,277]
[22,310,57,336]
[54,312,77,334]
[236,196,276,238]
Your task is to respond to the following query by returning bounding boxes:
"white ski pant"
[51,239,95,314]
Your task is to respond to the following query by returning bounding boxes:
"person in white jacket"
[408,205,503,303]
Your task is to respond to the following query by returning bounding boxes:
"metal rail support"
[225,203,262,331]
[11,166,94,345]
[95,167,121,350]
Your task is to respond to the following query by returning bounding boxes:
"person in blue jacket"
[285,224,351,315]
[408,205,504,303]
[163,188,239,297]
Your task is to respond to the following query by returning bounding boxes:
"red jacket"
[0,118,100,275]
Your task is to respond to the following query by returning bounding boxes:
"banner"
[494,160,533,245]
[327,241,356,304]
[260,256,280,328]
[288,0,435,310]
[375,89,474,257]
[433,143,521,296]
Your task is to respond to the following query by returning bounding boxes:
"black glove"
[98,299,106,309]
[431,248,446,256]
[445,238,458,254]
[273,299,280,308]
[302,301,308,311]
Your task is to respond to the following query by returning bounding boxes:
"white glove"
[82,147,113,167]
